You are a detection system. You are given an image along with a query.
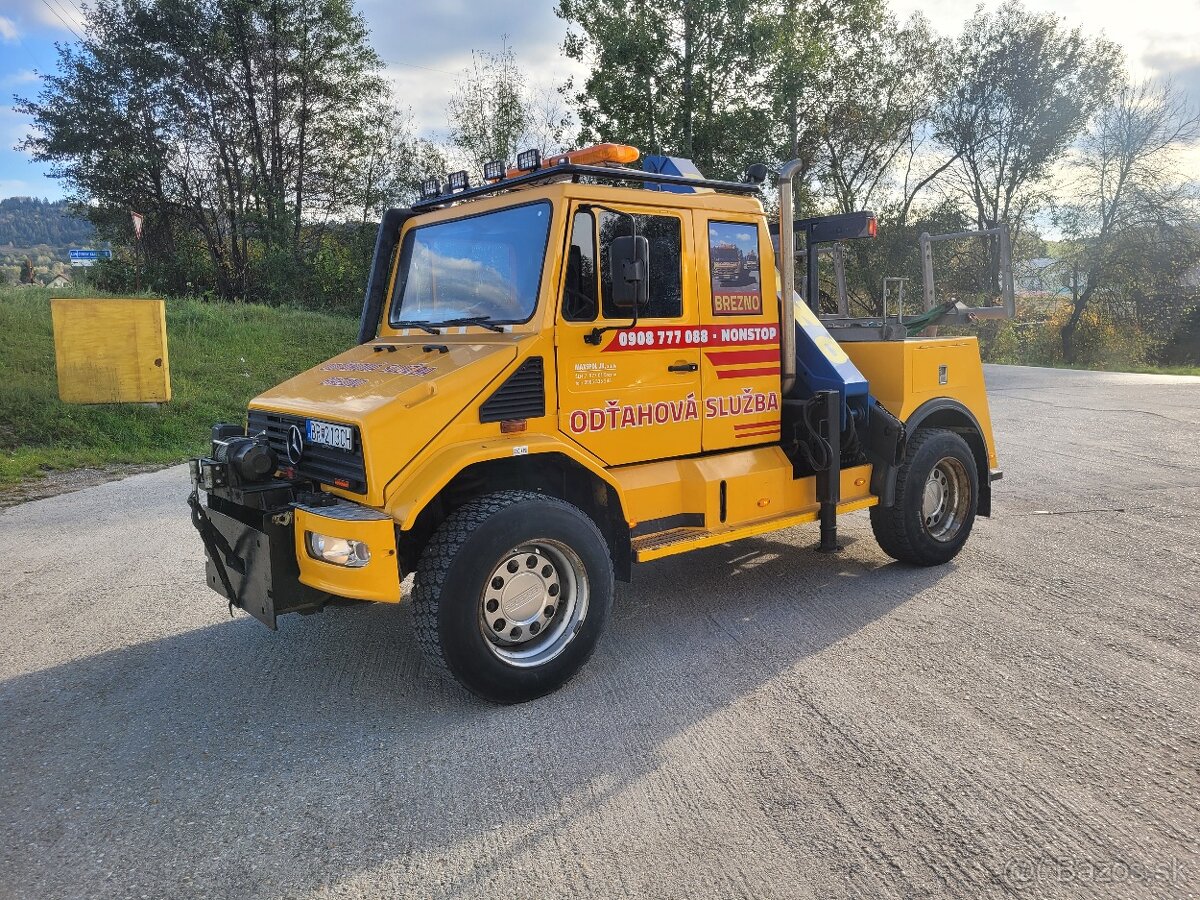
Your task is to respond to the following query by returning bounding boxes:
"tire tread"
[411,490,600,675]
[870,427,976,566]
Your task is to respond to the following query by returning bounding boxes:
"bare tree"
[935,1,1123,241]
[815,13,948,218]
[1057,79,1200,362]
[446,40,531,176]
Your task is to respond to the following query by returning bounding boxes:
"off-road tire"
[870,428,978,566]
[412,490,614,704]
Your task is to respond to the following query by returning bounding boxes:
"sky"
[1,0,1198,201]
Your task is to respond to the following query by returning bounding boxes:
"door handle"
[667,362,699,373]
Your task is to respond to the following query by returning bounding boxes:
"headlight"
[306,532,371,568]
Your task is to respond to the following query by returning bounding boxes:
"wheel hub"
[500,573,548,623]
[923,470,948,527]
[477,540,589,669]
[921,457,969,542]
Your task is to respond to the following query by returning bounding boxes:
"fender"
[384,434,627,531]
[897,396,999,517]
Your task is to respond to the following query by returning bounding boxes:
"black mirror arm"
[579,202,642,346]
[585,302,638,346]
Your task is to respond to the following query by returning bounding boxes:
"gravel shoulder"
[0,364,1196,899]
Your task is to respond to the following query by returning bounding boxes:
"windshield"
[389,201,552,326]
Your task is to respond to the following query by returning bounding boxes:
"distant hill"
[0,197,95,249]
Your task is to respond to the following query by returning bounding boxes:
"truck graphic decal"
[601,324,778,351]
[709,222,762,316]
[704,347,781,379]
[567,387,778,433]
[321,361,436,377]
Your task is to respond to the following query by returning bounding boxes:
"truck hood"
[250,339,518,505]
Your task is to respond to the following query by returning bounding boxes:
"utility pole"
[131,210,144,293]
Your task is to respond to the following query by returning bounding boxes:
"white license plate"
[306,419,353,451]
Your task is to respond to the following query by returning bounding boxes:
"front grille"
[247,409,367,494]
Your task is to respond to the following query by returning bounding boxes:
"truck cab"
[190,143,1001,703]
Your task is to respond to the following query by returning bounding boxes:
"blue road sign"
[69,249,113,266]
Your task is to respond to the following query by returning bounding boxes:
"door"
[697,216,783,451]
[555,203,703,466]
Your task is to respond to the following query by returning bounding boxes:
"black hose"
[795,397,833,472]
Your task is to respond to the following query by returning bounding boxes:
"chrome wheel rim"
[922,457,970,542]
[479,540,588,668]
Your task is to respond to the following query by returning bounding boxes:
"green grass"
[0,285,356,490]
[997,360,1200,377]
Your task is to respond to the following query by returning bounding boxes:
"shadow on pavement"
[0,533,951,898]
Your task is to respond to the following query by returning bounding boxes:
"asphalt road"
[1,365,1197,900]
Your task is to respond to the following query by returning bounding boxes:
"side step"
[630,497,878,563]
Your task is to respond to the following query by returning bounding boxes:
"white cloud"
[2,69,39,87]
[0,14,18,41]
[0,105,36,149]
[361,0,584,143]
[891,0,1200,87]
[28,0,84,35]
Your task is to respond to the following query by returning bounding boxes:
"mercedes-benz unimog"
[189,142,1004,703]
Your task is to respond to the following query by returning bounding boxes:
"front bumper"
[199,500,328,629]
[292,500,401,603]
[191,469,401,629]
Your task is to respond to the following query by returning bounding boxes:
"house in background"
[1015,257,1082,312]
[41,272,73,290]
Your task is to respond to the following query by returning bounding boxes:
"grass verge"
[0,286,356,492]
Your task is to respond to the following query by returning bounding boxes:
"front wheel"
[870,428,978,566]
[412,491,614,703]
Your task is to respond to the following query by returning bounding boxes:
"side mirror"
[610,235,649,309]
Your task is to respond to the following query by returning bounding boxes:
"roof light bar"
[483,160,506,182]
[419,177,441,200]
[515,148,541,172]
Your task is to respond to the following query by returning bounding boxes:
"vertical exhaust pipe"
[775,160,805,397]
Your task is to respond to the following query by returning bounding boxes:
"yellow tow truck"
[189,142,1003,703]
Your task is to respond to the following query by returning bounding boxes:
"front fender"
[383,434,625,531]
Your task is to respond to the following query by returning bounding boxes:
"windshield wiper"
[440,315,505,333]
[393,319,441,335]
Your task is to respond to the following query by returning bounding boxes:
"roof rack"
[412,163,762,212]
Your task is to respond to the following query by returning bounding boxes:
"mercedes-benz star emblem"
[286,424,304,465]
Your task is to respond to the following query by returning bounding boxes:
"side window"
[562,211,598,322]
[708,221,763,316]
[598,212,683,319]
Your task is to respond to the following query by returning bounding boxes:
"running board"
[631,496,878,563]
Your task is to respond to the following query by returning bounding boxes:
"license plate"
[306,419,353,451]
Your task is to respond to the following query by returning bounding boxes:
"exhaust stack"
[775,160,805,397]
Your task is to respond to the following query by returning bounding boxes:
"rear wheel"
[412,491,613,703]
[870,428,978,566]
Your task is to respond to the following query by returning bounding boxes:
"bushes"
[975,304,1161,371]
[90,223,376,316]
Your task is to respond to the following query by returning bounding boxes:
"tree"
[446,40,572,178]
[767,0,883,206]
[558,0,774,180]
[1057,79,1200,362]
[812,13,948,218]
[18,0,400,304]
[935,1,1123,240]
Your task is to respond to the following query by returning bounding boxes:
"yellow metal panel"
[51,298,171,404]
[383,432,622,531]
[293,507,401,602]
[554,200,704,466]
[632,473,878,562]
[693,209,783,452]
[614,446,876,539]
[843,337,998,469]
